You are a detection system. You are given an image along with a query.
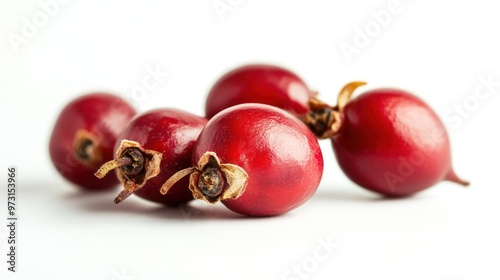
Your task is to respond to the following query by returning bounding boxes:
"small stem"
[114,189,134,204]
[160,167,197,195]
[446,170,470,187]
[94,157,133,179]
[337,81,367,111]
[301,81,367,138]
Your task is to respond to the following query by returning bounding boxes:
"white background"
[1,0,499,279]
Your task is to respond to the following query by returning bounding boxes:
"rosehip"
[49,93,136,190]
[204,64,347,139]
[205,64,315,119]
[95,108,207,206]
[317,82,469,196]
[161,104,324,216]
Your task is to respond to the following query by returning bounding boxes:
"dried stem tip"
[337,81,367,111]
[301,81,367,139]
[160,152,248,204]
[94,157,133,179]
[94,140,162,204]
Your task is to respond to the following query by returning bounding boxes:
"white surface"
[1,1,499,279]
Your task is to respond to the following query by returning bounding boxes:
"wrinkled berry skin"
[49,93,136,190]
[194,104,323,216]
[118,108,207,206]
[205,64,314,119]
[332,89,465,196]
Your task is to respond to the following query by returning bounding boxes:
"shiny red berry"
[204,64,345,139]
[161,104,323,216]
[95,108,207,206]
[49,93,136,190]
[320,82,469,196]
[205,64,315,119]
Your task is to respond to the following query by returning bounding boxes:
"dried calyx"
[94,140,162,204]
[72,129,103,168]
[160,152,248,204]
[301,81,367,139]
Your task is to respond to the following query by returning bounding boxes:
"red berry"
[95,108,207,206]
[204,64,347,139]
[205,64,315,119]
[322,82,469,196]
[161,104,323,216]
[49,93,136,190]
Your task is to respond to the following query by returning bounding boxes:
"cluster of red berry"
[49,64,468,217]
